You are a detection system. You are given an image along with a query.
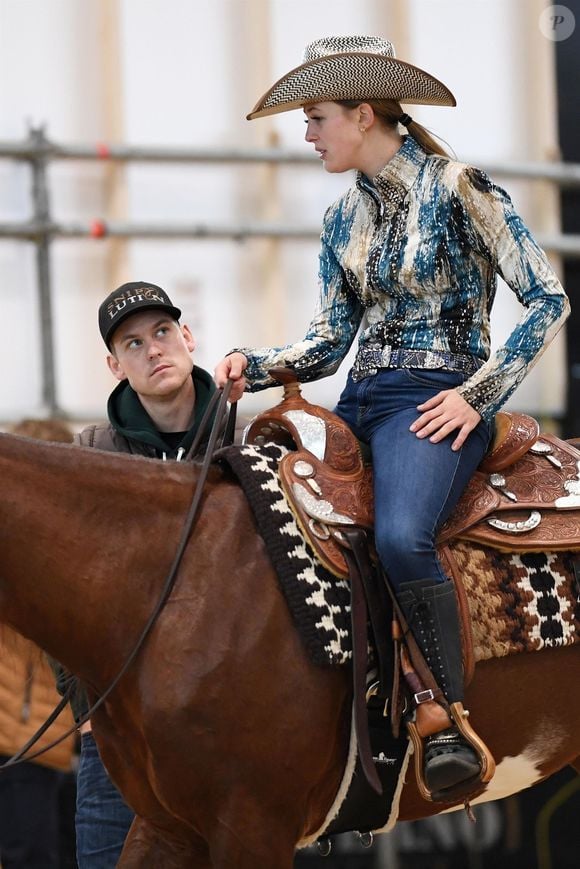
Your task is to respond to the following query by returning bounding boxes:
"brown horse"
[0,432,578,868]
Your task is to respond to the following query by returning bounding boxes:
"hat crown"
[248,33,455,120]
[98,280,181,348]
[303,35,396,63]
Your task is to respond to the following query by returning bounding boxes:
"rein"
[0,380,235,769]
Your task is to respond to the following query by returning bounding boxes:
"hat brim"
[247,52,456,120]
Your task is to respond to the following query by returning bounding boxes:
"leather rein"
[0,381,235,769]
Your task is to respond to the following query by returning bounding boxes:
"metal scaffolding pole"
[2,132,580,184]
[28,126,60,415]
[1,220,580,256]
[0,139,317,165]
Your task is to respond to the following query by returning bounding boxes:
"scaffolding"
[1,126,580,414]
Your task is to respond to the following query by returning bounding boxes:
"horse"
[0,431,579,868]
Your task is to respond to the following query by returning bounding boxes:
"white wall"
[0,0,568,422]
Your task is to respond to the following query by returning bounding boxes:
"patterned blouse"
[238,135,570,422]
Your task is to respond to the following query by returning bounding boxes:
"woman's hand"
[410,389,481,451]
[214,352,248,403]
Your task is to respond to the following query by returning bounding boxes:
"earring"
[359,126,366,133]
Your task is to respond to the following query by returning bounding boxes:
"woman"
[215,35,570,799]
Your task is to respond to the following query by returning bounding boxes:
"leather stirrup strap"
[342,543,383,796]
[342,529,392,694]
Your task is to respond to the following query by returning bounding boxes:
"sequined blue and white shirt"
[239,135,569,422]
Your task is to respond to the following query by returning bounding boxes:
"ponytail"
[401,115,451,158]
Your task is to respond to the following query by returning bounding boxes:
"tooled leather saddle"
[247,368,580,806]
[244,368,580,581]
[244,367,580,805]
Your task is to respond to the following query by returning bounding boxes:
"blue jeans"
[335,368,493,590]
[76,732,134,868]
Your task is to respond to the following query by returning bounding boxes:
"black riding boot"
[397,578,481,794]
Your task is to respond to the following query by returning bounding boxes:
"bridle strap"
[220,399,237,449]
[184,384,237,460]
[0,380,234,769]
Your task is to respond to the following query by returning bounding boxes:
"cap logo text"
[106,288,166,320]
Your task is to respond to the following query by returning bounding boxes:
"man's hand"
[410,389,481,451]
[214,353,248,403]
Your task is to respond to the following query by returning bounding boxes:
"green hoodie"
[105,365,218,459]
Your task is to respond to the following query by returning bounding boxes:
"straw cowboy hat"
[247,35,456,120]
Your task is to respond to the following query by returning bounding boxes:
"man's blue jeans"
[335,368,493,590]
[76,732,135,868]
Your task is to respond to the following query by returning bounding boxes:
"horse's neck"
[0,436,191,684]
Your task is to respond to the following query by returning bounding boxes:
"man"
[70,280,220,867]
[83,280,218,458]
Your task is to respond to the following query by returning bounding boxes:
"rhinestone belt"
[352,346,481,382]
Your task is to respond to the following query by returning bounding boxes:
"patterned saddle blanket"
[217,442,351,666]
[217,443,580,671]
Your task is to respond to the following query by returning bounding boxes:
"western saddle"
[243,367,580,804]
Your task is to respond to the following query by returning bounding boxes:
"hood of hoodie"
[107,365,217,457]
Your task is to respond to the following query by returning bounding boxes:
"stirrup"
[424,729,481,794]
[407,701,496,803]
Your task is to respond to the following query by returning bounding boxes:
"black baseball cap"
[99,281,182,349]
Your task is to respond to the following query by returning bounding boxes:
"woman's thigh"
[339,368,492,586]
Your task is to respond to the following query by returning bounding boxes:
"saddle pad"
[218,443,580,669]
[448,541,580,662]
[316,702,411,841]
[217,443,352,665]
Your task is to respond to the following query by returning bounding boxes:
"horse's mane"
[1,430,211,469]
[0,430,231,515]
[0,430,216,480]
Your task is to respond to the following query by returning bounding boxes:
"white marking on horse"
[474,754,542,804]
[445,722,566,811]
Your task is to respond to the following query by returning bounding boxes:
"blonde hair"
[337,98,451,158]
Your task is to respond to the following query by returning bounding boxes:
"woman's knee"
[375,520,423,572]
